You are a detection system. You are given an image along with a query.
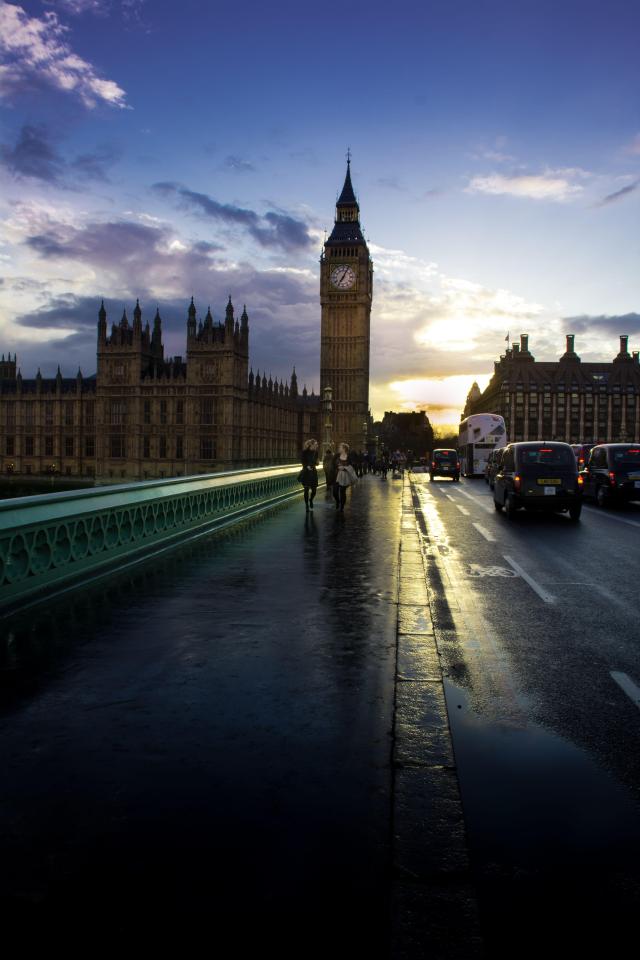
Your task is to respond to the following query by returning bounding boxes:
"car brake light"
[431,462,436,469]
[514,474,521,491]
[609,471,616,486]
[577,474,584,486]
[629,449,640,454]
[539,448,553,452]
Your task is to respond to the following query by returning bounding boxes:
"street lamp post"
[323,386,333,452]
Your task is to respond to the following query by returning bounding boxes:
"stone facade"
[464,333,640,443]
[320,159,373,452]
[0,298,319,480]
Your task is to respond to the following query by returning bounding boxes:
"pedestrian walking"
[299,438,319,511]
[333,442,357,511]
[323,446,337,496]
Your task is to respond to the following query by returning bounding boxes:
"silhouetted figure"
[333,442,356,511]
[323,447,337,495]
[300,439,319,511]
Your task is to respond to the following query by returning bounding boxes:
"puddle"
[444,677,640,955]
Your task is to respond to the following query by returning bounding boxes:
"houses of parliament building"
[0,160,374,481]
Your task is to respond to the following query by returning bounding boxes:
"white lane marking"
[457,487,494,514]
[503,554,555,604]
[610,671,640,710]
[446,494,455,501]
[473,523,496,542]
[583,506,640,530]
[456,504,470,515]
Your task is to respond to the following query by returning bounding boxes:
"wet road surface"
[3,470,640,955]
[0,481,401,953]
[412,472,640,958]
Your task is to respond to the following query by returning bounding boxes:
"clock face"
[330,265,356,289]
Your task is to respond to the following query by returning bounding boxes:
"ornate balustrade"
[0,465,320,611]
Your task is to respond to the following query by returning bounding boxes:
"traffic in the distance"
[415,412,640,523]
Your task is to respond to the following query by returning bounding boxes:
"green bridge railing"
[0,465,319,612]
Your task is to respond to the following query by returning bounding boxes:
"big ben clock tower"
[320,155,373,451]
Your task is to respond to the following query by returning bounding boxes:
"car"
[580,444,640,507]
[571,443,595,470]
[493,441,583,521]
[485,448,504,489]
[429,448,460,482]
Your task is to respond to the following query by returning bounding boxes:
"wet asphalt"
[2,473,640,955]
[0,482,400,953]
[412,472,640,957]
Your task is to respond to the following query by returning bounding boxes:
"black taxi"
[581,444,640,507]
[493,442,583,521]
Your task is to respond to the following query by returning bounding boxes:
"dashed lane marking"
[610,671,640,710]
[503,554,555,604]
[456,504,470,516]
[445,494,455,501]
[472,522,496,542]
[456,487,494,515]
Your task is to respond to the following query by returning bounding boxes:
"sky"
[1,0,639,427]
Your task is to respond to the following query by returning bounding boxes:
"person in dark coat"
[300,438,319,511]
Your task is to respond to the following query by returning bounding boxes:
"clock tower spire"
[320,155,373,452]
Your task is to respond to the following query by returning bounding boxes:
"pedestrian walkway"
[0,477,404,952]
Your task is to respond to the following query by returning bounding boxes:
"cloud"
[223,155,256,173]
[0,123,63,182]
[595,180,639,207]
[70,143,120,181]
[563,313,640,337]
[376,176,405,191]
[152,181,314,251]
[0,2,128,108]
[48,0,109,14]
[0,124,120,185]
[466,169,586,202]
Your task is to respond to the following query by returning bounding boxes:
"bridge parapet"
[0,465,315,612]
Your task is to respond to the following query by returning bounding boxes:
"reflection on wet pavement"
[0,480,402,952]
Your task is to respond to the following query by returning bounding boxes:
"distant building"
[464,333,640,443]
[0,298,319,480]
[378,410,434,457]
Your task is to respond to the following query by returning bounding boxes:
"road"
[410,471,640,957]
[1,472,639,956]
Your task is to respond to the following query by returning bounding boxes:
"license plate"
[441,466,450,471]
[537,478,561,485]
[544,487,556,496]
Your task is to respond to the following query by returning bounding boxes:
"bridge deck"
[0,478,403,951]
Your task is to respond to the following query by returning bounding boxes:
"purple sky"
[1,0,639,424]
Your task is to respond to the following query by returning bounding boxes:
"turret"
[0,352,17,380]
[290,367,298,398]
[225,295,234,336]
[133,299,142,338]
[187,296,197,339]
[98,299,107,344]
[152,307,163,359]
